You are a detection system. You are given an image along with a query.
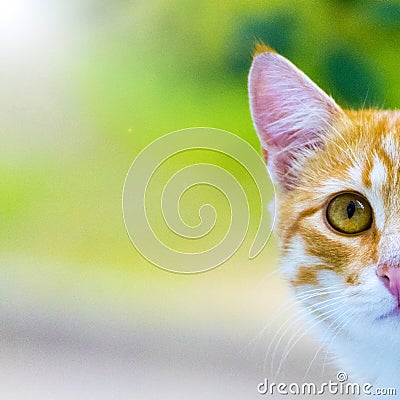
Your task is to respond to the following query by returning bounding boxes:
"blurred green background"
[2,0,400,398]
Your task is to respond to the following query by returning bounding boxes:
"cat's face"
[249,46,400,338]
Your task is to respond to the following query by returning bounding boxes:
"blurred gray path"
[0,257,353,399]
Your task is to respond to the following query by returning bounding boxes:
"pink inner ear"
[249,52,341,190]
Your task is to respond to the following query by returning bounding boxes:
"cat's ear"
[248,49,343,191]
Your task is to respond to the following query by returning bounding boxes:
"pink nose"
[376,264,400,306]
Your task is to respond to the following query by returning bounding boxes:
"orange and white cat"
[249,45,400,389]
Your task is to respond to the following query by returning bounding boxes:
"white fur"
[382,132,399,162]
[366,155,387,232]
[318,266,400,391]
[370,155,387,191]
[282,240,400,395]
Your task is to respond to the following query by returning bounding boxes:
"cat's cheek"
[278,239,341,292]
[279,237,314,284]
[356,266,398,317]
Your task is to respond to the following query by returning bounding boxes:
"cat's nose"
[376,264,400,305]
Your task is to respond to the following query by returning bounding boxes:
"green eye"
[326,192,373,234]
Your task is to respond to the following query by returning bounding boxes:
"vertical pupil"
[347,201,356,219]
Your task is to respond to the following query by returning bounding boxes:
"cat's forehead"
[346,110,400,145]
[314,110,400,186]
[345,111,400,183]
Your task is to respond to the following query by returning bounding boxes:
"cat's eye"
[326,192,373,234]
